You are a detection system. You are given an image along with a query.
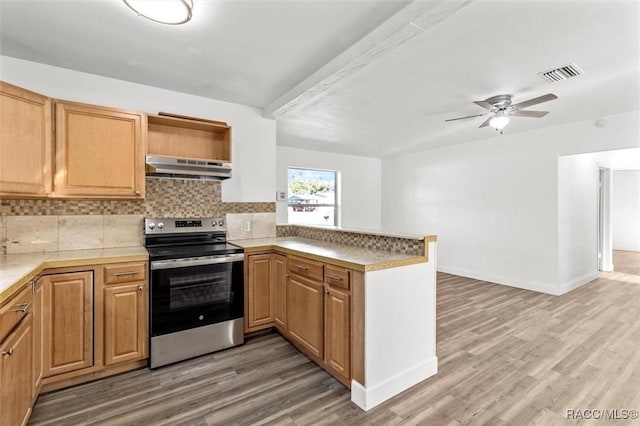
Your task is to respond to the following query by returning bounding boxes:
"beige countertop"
[0,246,149,306]
[230,237,430,272]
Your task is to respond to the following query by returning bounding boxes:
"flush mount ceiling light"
[123,0,193,25]
[489,110,510,132]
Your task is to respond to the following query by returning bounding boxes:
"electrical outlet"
[276,191,287,202]
[243,220,251,232]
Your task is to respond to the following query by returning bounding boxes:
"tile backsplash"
[5,215,143,254]
[0,178,275,254]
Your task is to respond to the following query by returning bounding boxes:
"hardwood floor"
[613,250,640,275]
[30,270,640,425]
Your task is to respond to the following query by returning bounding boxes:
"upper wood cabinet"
[0,82,52,197]
[54,101,146,199]
[147,114,231,162]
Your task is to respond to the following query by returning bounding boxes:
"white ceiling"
[2,0,639,158]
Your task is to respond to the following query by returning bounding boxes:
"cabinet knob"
[138,285,144,291]
[2,348,14,356]
[324,288,330,294]
[135,190,141,196]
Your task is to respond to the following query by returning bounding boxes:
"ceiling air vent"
[538,63,584,83]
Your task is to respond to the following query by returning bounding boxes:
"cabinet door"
[325,286,351,382]
[104,283,147,365]
[0,81,52,197]
[54,101,146,198]
[32,279,44,398]
[272,254,287,331]
[0,314,33,426]
[246,254,274,331]
[288,274,324,360]
[42,272,93,377]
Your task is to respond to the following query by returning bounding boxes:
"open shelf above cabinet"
[147,113,231,163]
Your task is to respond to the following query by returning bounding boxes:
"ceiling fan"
[445,93,558,133]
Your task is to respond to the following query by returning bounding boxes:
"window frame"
[287,167,339,226]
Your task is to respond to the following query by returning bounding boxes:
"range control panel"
[144,217,226,234]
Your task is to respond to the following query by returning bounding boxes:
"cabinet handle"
[138,285,144,291]
[114,271,138,277]
[326,274,342,281]
[2,349,14,356]
[295,265,308,271]
[12,302,32,313]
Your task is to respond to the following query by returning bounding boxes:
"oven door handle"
[150,253,245,270]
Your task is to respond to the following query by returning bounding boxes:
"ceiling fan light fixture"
[123,0,193,25]
[489,112,510,131]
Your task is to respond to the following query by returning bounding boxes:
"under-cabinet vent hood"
[145,155,232,181]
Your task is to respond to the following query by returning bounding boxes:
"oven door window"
[169,270,231,310]
[150,260,243,336]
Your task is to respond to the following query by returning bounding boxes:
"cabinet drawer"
[287,256,324,282]
[325,265,350,290]
[103,262,146,284]
[0,285,33,342]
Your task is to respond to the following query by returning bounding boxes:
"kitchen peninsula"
[232,225,438,411]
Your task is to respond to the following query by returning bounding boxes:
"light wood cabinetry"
[272,254,287,331]
[0,81,52,198]
[324,284,350,383]
[32,278,44,397]
[0,284,34,426]
[54,101,146,199]
[245,254,275,332]
[288,273,324,360]
[0,313,33,426]
[245,252,355,386]
[103,262,147,366]
[147,114,231,162]
[42,271,94,377]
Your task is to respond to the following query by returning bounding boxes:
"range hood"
[145,155,232,181]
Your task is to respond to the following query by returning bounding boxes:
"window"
[287,168,338,226]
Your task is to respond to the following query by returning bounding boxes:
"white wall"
[612,170,640,251]
[0,55,276,202]
[381,112,640,294]
[276,146,381,229]
[557,155,600,289]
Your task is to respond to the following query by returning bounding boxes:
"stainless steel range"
[144,217,244,369]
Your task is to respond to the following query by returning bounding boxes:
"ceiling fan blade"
[473,100,496,111]
[445,113,487,122]
[479,116,492,128]
[511,110,549,118]
[511,93,558,109]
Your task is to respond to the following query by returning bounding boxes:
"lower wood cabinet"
[103,282,147,366]
[272,254,287,331]
[42,271,94,377]
[32,278,44,397]
[288,274,324,360]
[324,285,350,383]
[0,260,148,425]
[0,313,33,426]
[245,251,354,386]
[245,254,275,332]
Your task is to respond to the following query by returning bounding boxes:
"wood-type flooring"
[30,266,640,425]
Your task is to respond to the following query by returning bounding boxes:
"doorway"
[597,167,613,271]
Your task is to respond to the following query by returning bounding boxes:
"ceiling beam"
[263,0,474,119]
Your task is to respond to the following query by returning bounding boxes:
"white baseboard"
[556,271,599,294]
[437,265,598,296]
[351,356,438,411]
